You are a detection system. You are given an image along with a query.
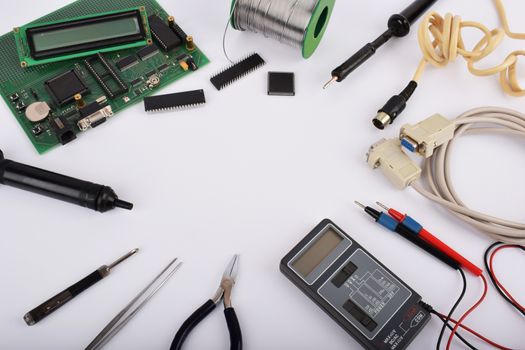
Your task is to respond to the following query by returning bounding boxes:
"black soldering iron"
[0,149,133,213]
[323,0,438,89]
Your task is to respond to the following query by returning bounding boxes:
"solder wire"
[223,0,238,63]
[223,0,320,61]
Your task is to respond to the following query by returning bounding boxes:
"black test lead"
[354,201,460,270]
[0,149,133,213]
[323,0,438,89]
[24,248,139,326]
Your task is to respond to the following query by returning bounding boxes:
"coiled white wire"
[411,107,525,244]
[224,0,320,62]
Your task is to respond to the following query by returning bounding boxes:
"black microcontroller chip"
[148,15,181,51]
[131,78,143,86]
[144,89,205,112]
[45,69,89,105]
[210,53,265,90]
[158,63,170,73]
[137,44,159,60]
[268,72,295,96]
[116,55,139,71]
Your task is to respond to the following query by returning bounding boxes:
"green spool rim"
[230,0,238,29]
[229,0,336,59]
[303,0,335,58]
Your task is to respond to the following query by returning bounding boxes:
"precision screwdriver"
[376,202,482,276]
[0,149,133,213]
[24,248,139,326]
[324,0,438,89]
[355,201,460,270]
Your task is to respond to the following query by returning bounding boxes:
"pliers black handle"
[170,299,242,350]
[171,254,242,350]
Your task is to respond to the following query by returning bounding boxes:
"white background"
[0,0,524,349]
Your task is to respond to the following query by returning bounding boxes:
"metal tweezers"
[85,257,183,350]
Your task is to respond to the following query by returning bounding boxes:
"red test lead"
[376,202,483,276]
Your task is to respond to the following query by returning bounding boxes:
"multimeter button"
[361,316,378,332]
[331,271,349,288]
[343,300,378,332]
[343,262,357,275]
[331,262,358,288]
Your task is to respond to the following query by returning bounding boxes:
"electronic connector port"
[77,103,114,131]
[367,138,421,189]
[400,114,455,158]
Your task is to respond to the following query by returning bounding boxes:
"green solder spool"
[230,0,336,59]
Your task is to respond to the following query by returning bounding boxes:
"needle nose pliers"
[170,255,242,350]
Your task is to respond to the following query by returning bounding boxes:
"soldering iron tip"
[354,201,366,210]
[375,202,389,211]
[115,199,134,210]
[108,248,140,270]
[323,76,338,89]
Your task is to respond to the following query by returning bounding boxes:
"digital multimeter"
[281,219,430,350]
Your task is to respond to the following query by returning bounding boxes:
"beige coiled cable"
[411,107,525,244]
[412,0,525,96]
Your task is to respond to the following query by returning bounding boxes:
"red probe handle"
[419,228,483,276]
[386,206,483,276]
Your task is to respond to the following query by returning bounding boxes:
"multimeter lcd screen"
[292,228,343,278]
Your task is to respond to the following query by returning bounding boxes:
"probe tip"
[376,202,390,211]
[323,76,338,89]
[354,201,366,209]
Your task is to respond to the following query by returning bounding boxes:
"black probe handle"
[387,0,438,37]
[331,43,377,80]
[331,0,439,82]
[396,224,460,270]
[331,29,393,81]
[24,270,104,326]
[400,0,438,24]
[171,299,217,350]
[225,307,243,350]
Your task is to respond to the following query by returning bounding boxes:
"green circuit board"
[0,0,209,154]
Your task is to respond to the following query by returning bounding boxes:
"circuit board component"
[25,102,51,122]
[116,55,140,71]
[84,53,128,99]
[148,14,182,51]
[210,53,265,90]
[77,98,114,131]
[137,44,160,60]
[13,8,152,67]
[144,89,205,112]
[45,69,90,106]
[0,0,210,154]
[268,72,295,96]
